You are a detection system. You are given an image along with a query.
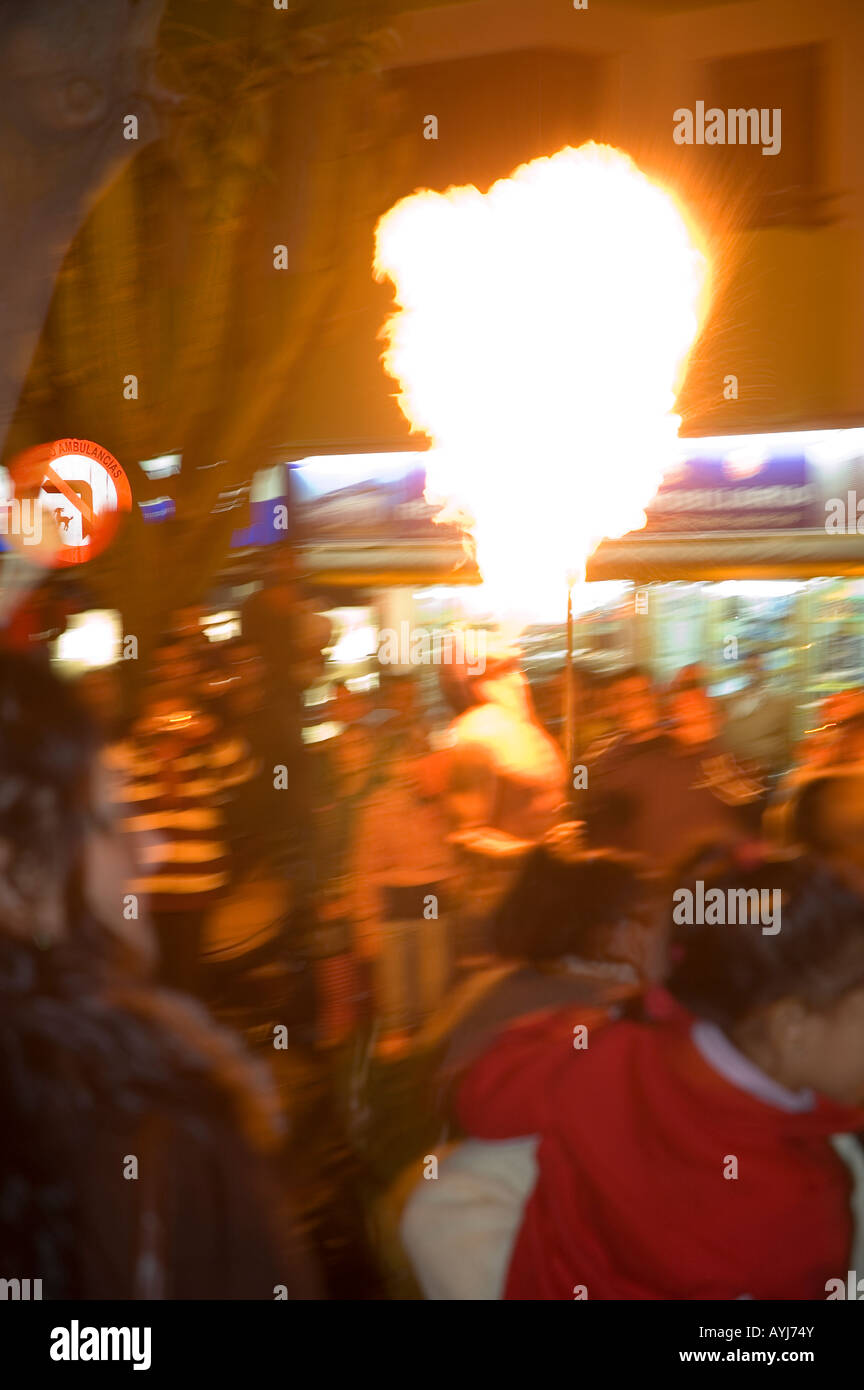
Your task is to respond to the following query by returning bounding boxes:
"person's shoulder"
[573,1013,691,1093]
[112,987,283,1141]
[491,999,632,1054]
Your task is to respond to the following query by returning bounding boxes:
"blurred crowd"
[5,575,864,1300]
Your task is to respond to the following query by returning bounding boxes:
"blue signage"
[643,454,818,533]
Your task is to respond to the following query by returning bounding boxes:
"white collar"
[691,1019,815,1113]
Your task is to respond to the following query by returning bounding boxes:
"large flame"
[374,142,710,622]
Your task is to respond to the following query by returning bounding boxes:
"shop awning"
[297,538,480,588]
[587,529,864,583]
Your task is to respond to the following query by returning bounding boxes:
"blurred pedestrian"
[350,726,457,1056]
[308,720,382,1047]
[723,654,794,777]
[586,666,763,867]
[438,642,568,964]
[116,682,252,994]
[0,653,319,1299]
[769,765,864,882]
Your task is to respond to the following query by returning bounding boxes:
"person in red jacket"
[457,851,864,1300]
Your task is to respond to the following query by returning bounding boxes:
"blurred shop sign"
[644,455,816,533]
[291,455,462,542]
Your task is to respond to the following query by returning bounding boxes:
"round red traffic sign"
[8,438,132,567]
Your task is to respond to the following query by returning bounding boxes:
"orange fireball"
[374,142,711,622]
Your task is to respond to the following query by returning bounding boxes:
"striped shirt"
[108,727,253,912]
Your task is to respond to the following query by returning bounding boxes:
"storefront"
[218,433,864,737]
[270,452,480,719]
[583,429,864,730]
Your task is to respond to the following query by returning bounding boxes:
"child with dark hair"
[438,839,655,1072]
[494,840,650,964]
[454,848,864,1299]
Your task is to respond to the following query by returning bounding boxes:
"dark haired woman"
[0,654,319,1299]
[454,850,864,1299]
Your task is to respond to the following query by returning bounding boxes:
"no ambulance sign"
[7,437,132,567]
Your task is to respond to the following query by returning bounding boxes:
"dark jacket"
[585,732,763,865]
